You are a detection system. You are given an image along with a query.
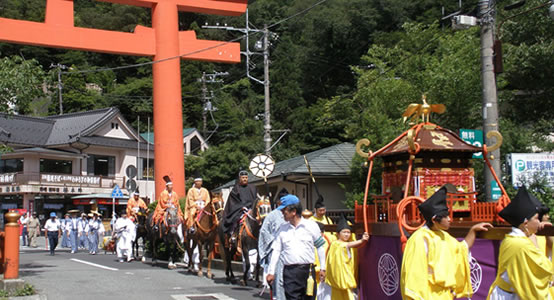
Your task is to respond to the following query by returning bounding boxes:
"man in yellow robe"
[185,177,211,231]
[488,186,553,299]
[126,190,148,222]
[324,215,369,300]
[400,186,493,300]
[152,175,184,225]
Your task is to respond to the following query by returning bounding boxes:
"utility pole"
[199,71,228,137]
[201,72,208,136]
[50,63,68,115]
[478,0,501,201]
[203,10,276,155]
[262,25,271,155]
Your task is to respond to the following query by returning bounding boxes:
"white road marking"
[70,258,119,271]
[171,293,236,300]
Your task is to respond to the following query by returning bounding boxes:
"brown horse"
[184,194,220,278]
[218,196,271,285]
[238,196,271,286]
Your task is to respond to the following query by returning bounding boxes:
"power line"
[59,0,330,77]
[268,0,330,29]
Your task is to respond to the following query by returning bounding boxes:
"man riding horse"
[127,189,149,222]
[152,175,184,229]
[221,170,257,244]
[185,177,211,235]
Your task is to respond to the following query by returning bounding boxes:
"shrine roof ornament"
[402,95,446,124]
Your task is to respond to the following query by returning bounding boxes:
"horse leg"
[206,243,213,279]
[255,249,261,287]
[241,244,249,286]
[187,239,194,272]
[152,238,157,266]
[197,241,203,277]
[168,239,176,270]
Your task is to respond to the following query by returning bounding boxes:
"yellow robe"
[325,240,357,300]
[126,197,148,221]
[487,233,553,299]
[400,226,472,300]
[185,187,211,228]
[311,215,336,277]
[537,235,554,298]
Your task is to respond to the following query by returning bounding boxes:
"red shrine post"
[0,0,247,197]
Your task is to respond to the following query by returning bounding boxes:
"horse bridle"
[195,201,218,233]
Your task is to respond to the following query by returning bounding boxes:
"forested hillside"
[1,0,552,203]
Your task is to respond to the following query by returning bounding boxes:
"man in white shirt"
[20,212,29,247]
[44,212,62,256]
[114,211,136,262]
[267,194,326,300]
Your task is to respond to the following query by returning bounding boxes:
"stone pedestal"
[0,278,25,293]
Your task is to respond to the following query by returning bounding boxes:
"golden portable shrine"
[353,96,518,300]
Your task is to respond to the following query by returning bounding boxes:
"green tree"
[0,56,47,114]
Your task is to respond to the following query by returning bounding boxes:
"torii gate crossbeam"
[0,0,247,198]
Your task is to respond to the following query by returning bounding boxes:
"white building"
[0,107,154,219]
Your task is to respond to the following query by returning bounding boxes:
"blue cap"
[277,194,300,210]
[50,212,56,218]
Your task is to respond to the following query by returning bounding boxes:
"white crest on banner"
[378,253,399,296]
[469,254,483,293]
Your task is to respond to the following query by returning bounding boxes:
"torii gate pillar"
[0,0,247,198]
[152,3,185,196]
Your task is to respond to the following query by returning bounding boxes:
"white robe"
[114,217,136,259]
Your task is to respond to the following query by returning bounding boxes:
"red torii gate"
[0,0,247,198]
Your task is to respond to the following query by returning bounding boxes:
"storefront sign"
[41,174,101,186]
[508,153,554,188]
[0,173,15,183]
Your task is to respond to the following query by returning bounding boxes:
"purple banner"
[358,237,501,300]
[359,236,403,299]
[460,238,501,299]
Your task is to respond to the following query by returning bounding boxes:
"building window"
[138,158,154,180]
[40,159,72,174]
[111,122,119,129]
[87,155,115,177]
[0,159,23,173]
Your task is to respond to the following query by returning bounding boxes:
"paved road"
[18,240,269,300]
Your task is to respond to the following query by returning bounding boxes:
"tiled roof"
[0,107,147,150]
[45,107,117,145]
[0,114,54,146]
[214,143,356,190]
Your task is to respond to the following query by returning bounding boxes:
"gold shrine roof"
[378,124,482,157]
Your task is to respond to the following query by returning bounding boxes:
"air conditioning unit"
[452,15,478,30]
